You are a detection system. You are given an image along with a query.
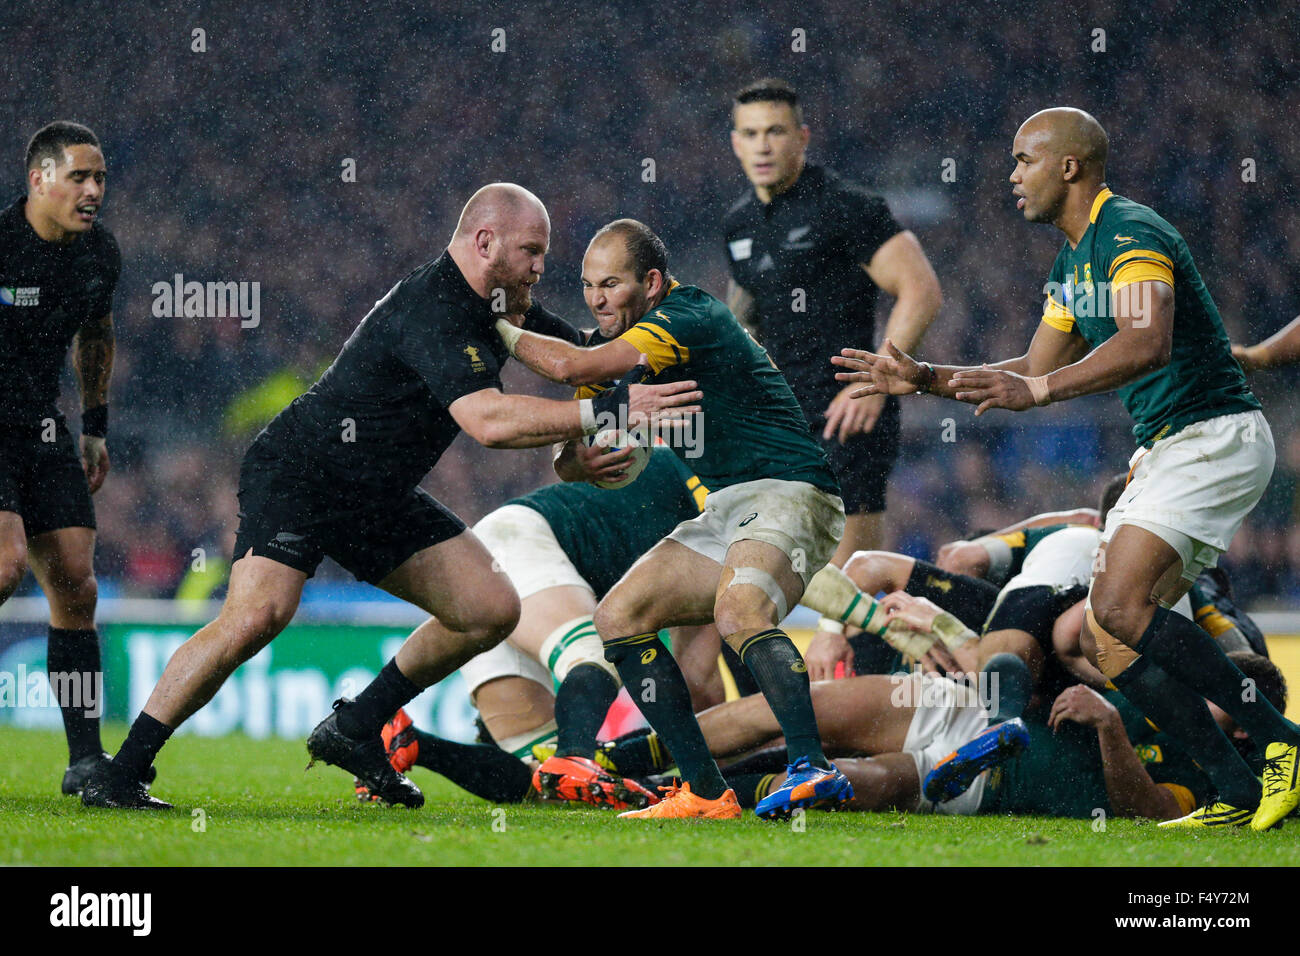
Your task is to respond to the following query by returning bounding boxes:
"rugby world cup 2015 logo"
[0,286,40,306]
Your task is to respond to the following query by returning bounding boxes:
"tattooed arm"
[73,310,114,493]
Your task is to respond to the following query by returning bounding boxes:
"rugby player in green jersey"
[835,107,1300,829]
[497,219,854,820]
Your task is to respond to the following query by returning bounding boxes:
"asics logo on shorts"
[640,648,658,664]
[738,513,758,527]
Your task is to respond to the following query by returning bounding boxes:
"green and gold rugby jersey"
[506,447,707,599]
[981,691,1211,818]
[1040,188,1260,447]
[580,282,839,495]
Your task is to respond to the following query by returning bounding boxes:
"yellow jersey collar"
[1089,186,1114,224]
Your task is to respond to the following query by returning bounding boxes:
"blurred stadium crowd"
[4,0,1298,605]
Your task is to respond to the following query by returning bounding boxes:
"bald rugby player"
[84,185,700,810]
[834,108,1300,830]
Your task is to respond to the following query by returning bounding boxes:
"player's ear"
[730,127,744,159]
[799,124,811,149]
[475,226,495,258]
[1062,155,1080,183]
[26,166,43,194]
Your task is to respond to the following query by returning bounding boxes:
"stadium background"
[2,1,1299,737]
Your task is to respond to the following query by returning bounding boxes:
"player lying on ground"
[498,218,854,821]
[353,467,894,808]
[83,185,700,810]
[803,474,1126,682]
[665,591,1285,822]
[834,106,1300,829]
[353,443,718,810]
[0,122,126,796]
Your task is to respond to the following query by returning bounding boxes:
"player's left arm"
[951,279,1174,415]
[73,309,114,493]
[499,319,644,386]
[1048,685,1184,820]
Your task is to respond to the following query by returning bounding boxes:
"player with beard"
[0,122,123,795]
[83,184,700,810]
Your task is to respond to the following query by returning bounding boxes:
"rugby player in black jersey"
[723,79,943,684]
[83,183,700,810]
[0,122,122,795]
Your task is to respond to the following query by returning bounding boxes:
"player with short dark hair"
[1,121,122,795]
[723,78,943,682]
[837,107,1300,829]
[83,184,700,810]
[498,218,854,819]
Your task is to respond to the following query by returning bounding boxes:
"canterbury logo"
[640,648,658,664]
[925,576,953,593]
[791,661,807,673]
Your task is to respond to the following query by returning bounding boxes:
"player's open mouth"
[75,204,98,221]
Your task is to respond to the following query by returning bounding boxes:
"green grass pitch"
[3,726,1297,867]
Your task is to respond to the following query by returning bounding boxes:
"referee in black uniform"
[85,183,700,809]
[723,79,942,681]
[1,122,122,795]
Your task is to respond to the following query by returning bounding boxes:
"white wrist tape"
[579,399,598,435]
[817,617,846,635]
[1026,374,1052,406]
[494,318,524,356]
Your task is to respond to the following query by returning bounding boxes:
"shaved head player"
[835,107,1300,830]
[84,184,700,810]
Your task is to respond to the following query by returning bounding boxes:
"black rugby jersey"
[0,197,120,430]
[253,251,577,495]
[723,164,900,418]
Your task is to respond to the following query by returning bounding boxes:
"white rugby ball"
[586,428,651,489]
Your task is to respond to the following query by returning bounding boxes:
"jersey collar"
[1088,186,1114,224]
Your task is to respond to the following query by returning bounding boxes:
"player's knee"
[844,550,906,594]
[0,554,26,601]
[593,593,652,642]
[713,601,771,643]
[227,602,295,649]
[53,571,98,620]
[1089,595,1147,647]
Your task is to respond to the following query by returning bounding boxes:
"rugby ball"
[586,428,650,489]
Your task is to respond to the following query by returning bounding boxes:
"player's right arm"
[832,319,1088,402]
[1048,685,1184,820]
[450,385,700,449]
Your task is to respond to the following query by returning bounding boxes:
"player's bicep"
[862,230,938,302]
[619,320,688,375]
[1113,279,1174,364]
[1024,320,1088,376]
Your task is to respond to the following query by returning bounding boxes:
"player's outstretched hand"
[1047,684,1119,731]
[805,629,855,681]
[626,380,702,430]
[80,435,110,493]
[950,366,1035,416]
[831,339,923,398]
